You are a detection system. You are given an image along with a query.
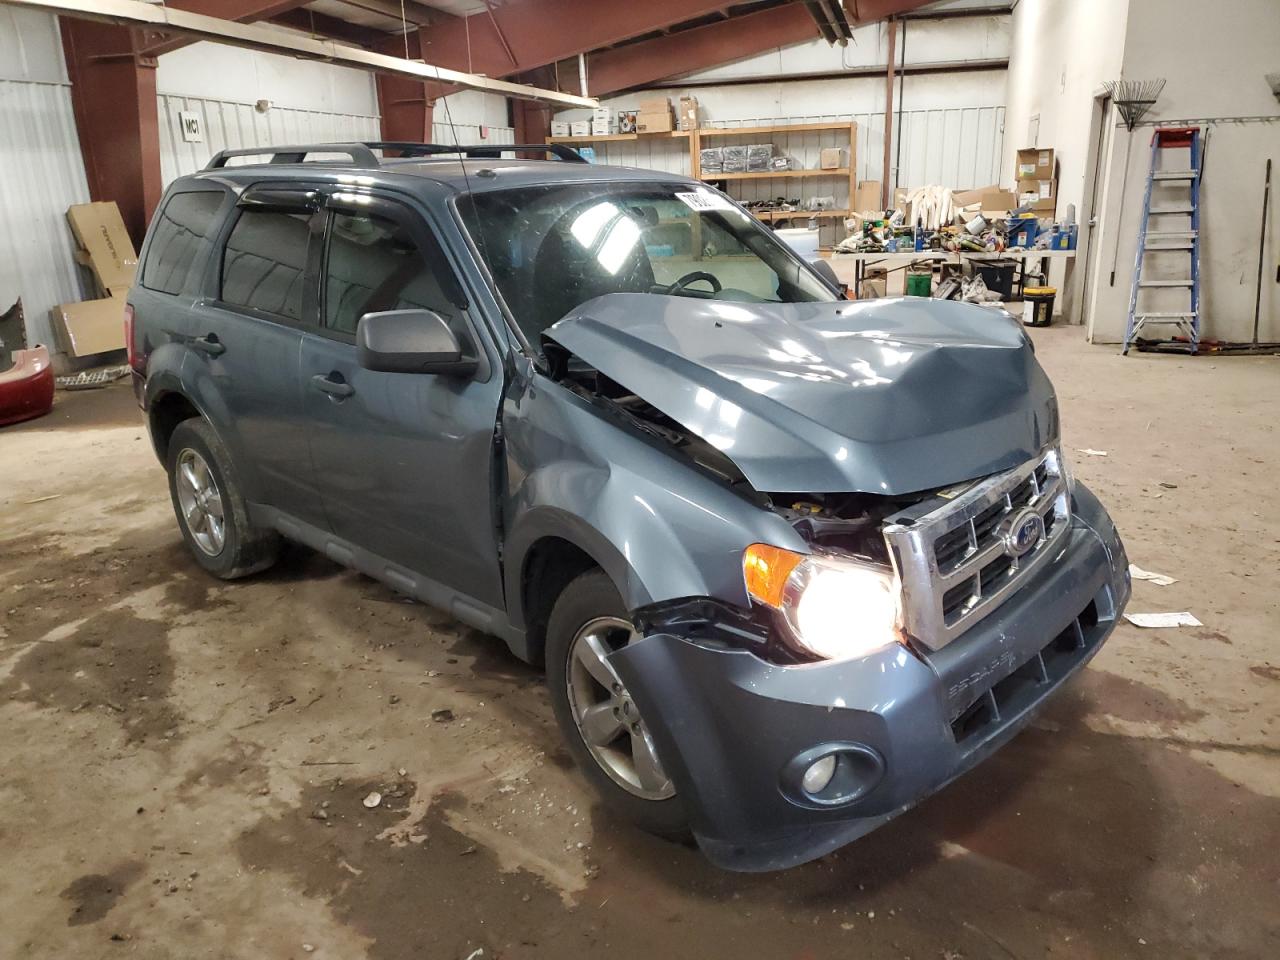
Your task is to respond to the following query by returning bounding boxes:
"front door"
[299,192,506,609]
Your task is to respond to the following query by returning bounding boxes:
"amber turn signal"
[743,543,804,609]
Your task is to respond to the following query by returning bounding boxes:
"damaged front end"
[529,292,1128,870]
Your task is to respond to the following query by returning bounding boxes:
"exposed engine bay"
[545,345,964,565]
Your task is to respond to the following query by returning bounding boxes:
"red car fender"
[0,346,55,427]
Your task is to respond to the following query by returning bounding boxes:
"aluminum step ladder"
[1122,126,1202,355]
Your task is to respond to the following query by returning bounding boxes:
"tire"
[546,569,690,840]
[166,418,280,580]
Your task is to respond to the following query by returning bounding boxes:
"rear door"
[299,190,506,608]
[185,186,328,525]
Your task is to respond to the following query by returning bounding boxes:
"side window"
[141,191,223,295]
[221,209,311,321]
[323,212,463,337]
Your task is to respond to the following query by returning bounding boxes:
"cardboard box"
[854,180,882,213]
[638,96,671,115]
[592,106,612,123]
[550,120,571,137]
[1016,147,1055,179]
[678,96,699,131]
[591,119,612,136]
[955,185,1018,217]
[636,109,673,134]
[820,147,844,170]
[861,267,888,300]
[53,293,127,357]
[66,202,137,296]
[570,120,591,137]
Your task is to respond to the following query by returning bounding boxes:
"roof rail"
[205,143,380,170]
[366,141,588,164]
[202,140,587,172]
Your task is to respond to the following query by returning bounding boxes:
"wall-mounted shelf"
[707,168,850,181]
[546,119,859,241]
[547,131,690,145]
[751,208,851,222]
[698,122,853,137]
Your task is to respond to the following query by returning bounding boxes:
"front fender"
[502,374,805,628]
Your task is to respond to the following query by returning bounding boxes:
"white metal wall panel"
[696,106,1005,192]
[428,122,516,147]
[0,78,91,352]
[158,94,383,183]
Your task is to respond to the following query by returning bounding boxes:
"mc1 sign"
[179,111,204,143]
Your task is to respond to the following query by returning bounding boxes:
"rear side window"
[221,209,310,321]
[141,191,223,295]
[323,212,463,336]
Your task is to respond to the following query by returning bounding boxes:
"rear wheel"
[547,570,689,838]
[166,419,279,579]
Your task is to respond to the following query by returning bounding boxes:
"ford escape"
[128,142,1130,871]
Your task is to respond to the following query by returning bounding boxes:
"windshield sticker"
[675,189,737,213]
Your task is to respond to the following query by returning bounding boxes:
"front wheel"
[546,570,689,839]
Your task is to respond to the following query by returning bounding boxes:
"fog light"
[801,754,837,795]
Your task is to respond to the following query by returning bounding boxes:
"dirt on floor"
[1,328,1277,960]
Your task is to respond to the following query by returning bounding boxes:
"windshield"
[458,182,836,343]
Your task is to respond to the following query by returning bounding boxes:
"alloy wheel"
[565,616,674,800]
[175,448,226,556]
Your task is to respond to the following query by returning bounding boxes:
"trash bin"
[905,268,932,297]
[1022,286,1056,327]
[973,260,1017,300]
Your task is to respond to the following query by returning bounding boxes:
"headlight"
[1051,445,1076,494]
[743,544,902,661]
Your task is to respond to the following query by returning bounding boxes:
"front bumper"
[610,483,1129,871]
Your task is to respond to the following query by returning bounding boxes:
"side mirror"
[356,309,477,376]
[808,258,848,298]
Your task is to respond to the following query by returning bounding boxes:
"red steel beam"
[558,3,821,98]
[880,16,897,208]
[418,0,745,78]
[60,19,163,247]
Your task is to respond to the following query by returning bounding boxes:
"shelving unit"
[546,119,859,242]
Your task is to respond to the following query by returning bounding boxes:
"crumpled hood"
[543,293,1058,495]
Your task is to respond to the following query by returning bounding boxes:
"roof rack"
[205,143,381,170]
[204,141,586,171]
[366,141,587,163]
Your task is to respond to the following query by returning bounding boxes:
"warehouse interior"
[1,0,1277,956]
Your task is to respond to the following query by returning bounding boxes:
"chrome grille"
[883,449,1071,650]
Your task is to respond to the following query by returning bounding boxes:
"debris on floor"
[1124,611,1203,628]
[1077,448,1108,457]
[56,365,131,391]
[362,792,382,809]
[1129,564,1177,586]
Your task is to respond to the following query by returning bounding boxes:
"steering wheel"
[666,271,722,296]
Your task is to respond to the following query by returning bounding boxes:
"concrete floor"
[1,326,1277,960]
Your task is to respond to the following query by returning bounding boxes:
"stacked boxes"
[591,106,612,137]
[636,97,673,133]
[700,146,724,174]
[1016,147,1056,214]
[678,96,699,131]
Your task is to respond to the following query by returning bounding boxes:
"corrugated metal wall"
[429,122,516,148]
[158,94,383,183]
[0,78,92,352]
[586,105,1006,195]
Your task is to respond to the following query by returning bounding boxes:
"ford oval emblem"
[1002,508,1044,559]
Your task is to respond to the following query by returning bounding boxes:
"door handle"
[191,334,225,357]
[311,372,354,399]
